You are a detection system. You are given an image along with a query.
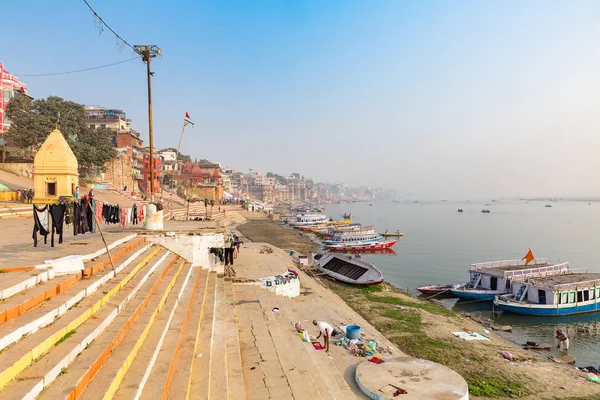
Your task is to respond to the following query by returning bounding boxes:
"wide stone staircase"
[0,235,247,400]
[0,234,373,399]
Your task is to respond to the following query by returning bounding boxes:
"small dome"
[34,128,78,174]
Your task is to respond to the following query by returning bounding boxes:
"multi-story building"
[84,106,131,133]
[180,160,224,201]
[1,61,30,135]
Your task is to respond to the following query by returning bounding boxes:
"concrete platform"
[355,357,469,400]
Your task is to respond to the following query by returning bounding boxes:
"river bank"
[237,219,600,399]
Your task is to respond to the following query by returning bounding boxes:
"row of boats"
[284,210,401,286]
[284,212,400,251]
[417,253,600,316]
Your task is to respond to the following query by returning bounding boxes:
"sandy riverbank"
[237,219,600,400]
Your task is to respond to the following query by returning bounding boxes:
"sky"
[2,0,600,199]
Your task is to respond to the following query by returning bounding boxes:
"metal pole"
[146,50,155,202]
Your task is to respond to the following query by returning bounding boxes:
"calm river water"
[323,200,600,367]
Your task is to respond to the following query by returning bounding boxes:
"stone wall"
[1,163,34,179]
[103,154,134,190]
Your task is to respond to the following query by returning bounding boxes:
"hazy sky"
[3,1,600,199]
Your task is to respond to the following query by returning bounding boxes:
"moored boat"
[343,213,352,219]
[380,232,405,237]
[324,233,383,246]
[451,254,570,301]
[288,213,329,227]
[325,239,397,251]
[494,272,600,316]
[312,253,384,285]
[416,285,453,295]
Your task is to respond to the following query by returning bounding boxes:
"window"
[538,290,547,304]
[584,290,590,302]
[506,280,511,290]
[577,291,583,303]
[100,124,106,128]
[47,182,56,196]
[89,124,96,129]
[490,277,498,291]
[569,292,575,303]
[560,292,568,304]
[592,289,596,300]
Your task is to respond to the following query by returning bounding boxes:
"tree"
[7,96,116,170]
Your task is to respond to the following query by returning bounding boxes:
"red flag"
[185,112,191,119]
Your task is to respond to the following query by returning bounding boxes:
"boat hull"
[450,288,506,301]
[416,286,452,295]
[325,240,396,251]
[494,299,600,316]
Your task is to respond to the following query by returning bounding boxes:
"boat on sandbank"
[312,253,384,286]
[416,285,453,295]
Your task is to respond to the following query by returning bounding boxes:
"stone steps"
[233,284,358,399]
[76,259,189,400]
[0,244,157,353]
[113,265,206,399]
[0,251,175,400]
[224,279,246,400]
[0,246,168,392]
[187,271,217,399]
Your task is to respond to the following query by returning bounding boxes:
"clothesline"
[32,196,147,248]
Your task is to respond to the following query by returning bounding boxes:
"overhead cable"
[15,57,139,77]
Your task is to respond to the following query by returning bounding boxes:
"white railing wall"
[470,258,549,271]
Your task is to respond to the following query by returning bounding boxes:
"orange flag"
[522,249,535,266]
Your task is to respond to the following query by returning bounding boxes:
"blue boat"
[451,257,570,301]
[494,272,600,316]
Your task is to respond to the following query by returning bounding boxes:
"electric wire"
[81,0,136,51]
[15,58,139,77]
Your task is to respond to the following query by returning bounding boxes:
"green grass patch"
[467,378,529,398]
[365,294,456,317]
[56,329,76,345]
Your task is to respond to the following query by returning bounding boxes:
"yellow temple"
[33,126,79,204]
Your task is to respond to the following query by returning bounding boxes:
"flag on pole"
[185,112,191,120]
[522,249,535,266]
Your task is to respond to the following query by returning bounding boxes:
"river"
[323,200,600,367]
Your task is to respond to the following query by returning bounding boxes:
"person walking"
[27,190,33,204]
[556,329,569,351]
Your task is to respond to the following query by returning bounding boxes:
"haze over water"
[324,200,600,367]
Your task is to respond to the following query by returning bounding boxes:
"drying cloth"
[49,204,66,246]
[127,207,133,224]
[65,201,74,225]
[138,206,145,223]
[120,207,128,229]
[32,205,50,247]
[452,332,491,341]
[132,204,138,225]
[95,201,104,225]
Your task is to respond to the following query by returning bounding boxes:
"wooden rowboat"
[416,285,453,295]
[380,233,404,237]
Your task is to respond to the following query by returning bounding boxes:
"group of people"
[17,189,34,203]
[224,234,243,266]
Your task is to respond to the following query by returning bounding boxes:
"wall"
[148,233,225,269]
[1,162,34,178]
[103,153,134,190]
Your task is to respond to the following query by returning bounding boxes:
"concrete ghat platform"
[355,357,469,400]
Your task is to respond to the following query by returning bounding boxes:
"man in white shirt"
[313,320,334,354]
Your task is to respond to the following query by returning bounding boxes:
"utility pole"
[134,45,162,203]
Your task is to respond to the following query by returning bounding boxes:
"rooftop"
[529,272,600,289]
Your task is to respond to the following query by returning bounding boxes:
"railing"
[503,262,570,278]
[470,258,549,271]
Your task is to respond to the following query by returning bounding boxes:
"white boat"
[288,213,329,227]
[324,232,382,245]
[312,253,384,285]
[494,272,600,316]
[451,258,570,301]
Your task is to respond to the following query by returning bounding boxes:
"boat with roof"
[287,213,329,227]
[494,272,600,316]
[312,253,384,285]
[451,251,570,301]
